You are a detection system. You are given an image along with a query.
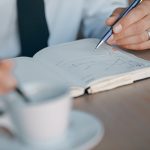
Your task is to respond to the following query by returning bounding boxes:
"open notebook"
[13,39,150,97]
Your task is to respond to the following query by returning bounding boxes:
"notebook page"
[34,39,150,88]
[12,57,67,88]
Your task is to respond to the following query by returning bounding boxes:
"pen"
[96,0,142,49]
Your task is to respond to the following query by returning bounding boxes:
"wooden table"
[74,50,150,150]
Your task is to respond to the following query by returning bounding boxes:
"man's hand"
[0,60,16,95]
[106,0,150,50]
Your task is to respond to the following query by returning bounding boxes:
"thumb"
[106,8,125,26]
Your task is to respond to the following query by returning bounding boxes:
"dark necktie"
[17,0,49,57]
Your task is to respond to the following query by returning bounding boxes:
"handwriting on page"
[55,49,148,84]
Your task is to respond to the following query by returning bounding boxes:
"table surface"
[74,50,150,150]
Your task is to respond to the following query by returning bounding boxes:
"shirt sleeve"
[81,0,128,39]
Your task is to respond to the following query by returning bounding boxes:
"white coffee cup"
[3,82,72,147]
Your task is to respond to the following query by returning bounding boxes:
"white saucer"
[0,111,104,150]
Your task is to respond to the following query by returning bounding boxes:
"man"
[0,0,150,94]
[0,0,128,57]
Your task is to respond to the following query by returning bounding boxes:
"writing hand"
[106,0,150,50]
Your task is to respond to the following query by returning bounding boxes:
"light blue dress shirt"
[0,0,127,57]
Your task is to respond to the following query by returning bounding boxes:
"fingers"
[120,40,150,50]
[0,77,16,94]
[0,60,13,72]
[106,1,150,51]
[0,75,16,95]
[0,60,16,95]
[106,8,125,26]
[114,31,149,45]
[108,14,150,44]
[113,1,150,33]
[113,15,150,40]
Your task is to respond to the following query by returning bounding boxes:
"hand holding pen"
[96,0,150,51]
[106,0,150,51]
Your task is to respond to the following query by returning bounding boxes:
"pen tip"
[96,41,104,49]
